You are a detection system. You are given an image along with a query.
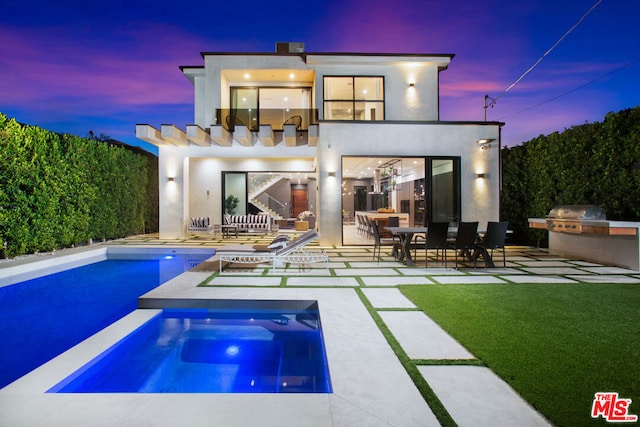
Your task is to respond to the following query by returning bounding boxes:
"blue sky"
[1,0,638,154]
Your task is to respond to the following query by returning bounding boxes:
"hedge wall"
[501,107,640,245]
[0,113,156,258]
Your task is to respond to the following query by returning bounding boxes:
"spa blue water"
[49,308,332,393]
[0,251,214,388]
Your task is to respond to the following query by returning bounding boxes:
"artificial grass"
[400,283,640,427]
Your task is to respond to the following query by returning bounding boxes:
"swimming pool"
[48,301,332,393]
[0,248,215,388]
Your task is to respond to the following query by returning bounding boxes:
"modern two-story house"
[136,42,503,246]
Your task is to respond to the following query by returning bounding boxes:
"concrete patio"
[2,232,639,426]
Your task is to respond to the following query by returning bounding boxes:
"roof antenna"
[483,95,496,121]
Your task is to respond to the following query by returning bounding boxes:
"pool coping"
[0,245,217,288]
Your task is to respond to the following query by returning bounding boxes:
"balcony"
[215,108,319,132]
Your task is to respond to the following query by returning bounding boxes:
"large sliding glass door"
[341,156,461,244]
[426,157,460,225]
[222,172,247,215]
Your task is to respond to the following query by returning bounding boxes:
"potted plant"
[224,195,239,215]
[295,211,313,231]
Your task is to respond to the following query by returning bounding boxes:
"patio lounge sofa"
[224,214,272,232]
[187,217,213,233]
[217,229,328,272]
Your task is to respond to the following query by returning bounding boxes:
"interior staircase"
[248,176,286,219]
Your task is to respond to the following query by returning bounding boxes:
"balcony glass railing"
[215,108,319,132]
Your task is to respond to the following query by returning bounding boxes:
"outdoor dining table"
[384,226,430,266]
[385,225,489,267]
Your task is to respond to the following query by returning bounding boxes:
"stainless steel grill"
[528,205,640,270]
[546,205,607,234]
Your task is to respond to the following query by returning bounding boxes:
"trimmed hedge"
[501,107,640,245]
[0,113,155,258]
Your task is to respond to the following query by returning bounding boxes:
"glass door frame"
[425,156,461,225]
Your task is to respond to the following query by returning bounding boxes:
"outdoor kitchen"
[529,205,640,271]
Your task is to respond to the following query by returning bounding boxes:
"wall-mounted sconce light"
[409,82,415,87]
[476,173,487,179]
[167,176,175,182]
[477,138,495,150]
[328,172,336,177]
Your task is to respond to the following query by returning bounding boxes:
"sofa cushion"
[224,214,271,228]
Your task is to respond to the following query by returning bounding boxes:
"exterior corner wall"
[158,146,189,239]
[316,140,342,247]
[193,74,207,127]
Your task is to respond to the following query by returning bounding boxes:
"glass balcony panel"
[215,109,318,131]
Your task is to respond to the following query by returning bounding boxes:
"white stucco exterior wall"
[158,146,189,239]
[309,59,444,121]
[316,122,501,246]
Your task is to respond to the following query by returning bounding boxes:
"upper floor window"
[324,76,384,121]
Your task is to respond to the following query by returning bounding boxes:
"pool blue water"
[0,251,214,388]
[49,306,332,393]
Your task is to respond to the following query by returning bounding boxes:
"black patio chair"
[446,221,479,269]
[474,221,509,268]
[386,216,400,242]
[225,115,247,132]
[282,115,302,130]
[355,214,363,235]
[371,220,397,263]
[414,222,449,268]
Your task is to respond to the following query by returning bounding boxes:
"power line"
[497,58,640,120]
[487,0,603,110]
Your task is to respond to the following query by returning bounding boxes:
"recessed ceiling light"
[244,73,250,79]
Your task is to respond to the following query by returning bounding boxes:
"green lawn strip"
[354,288,457,427]
[400,283,640,426]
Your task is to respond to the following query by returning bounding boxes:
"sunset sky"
[1,0,638,154]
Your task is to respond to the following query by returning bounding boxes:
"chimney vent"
[276,42,305,54]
